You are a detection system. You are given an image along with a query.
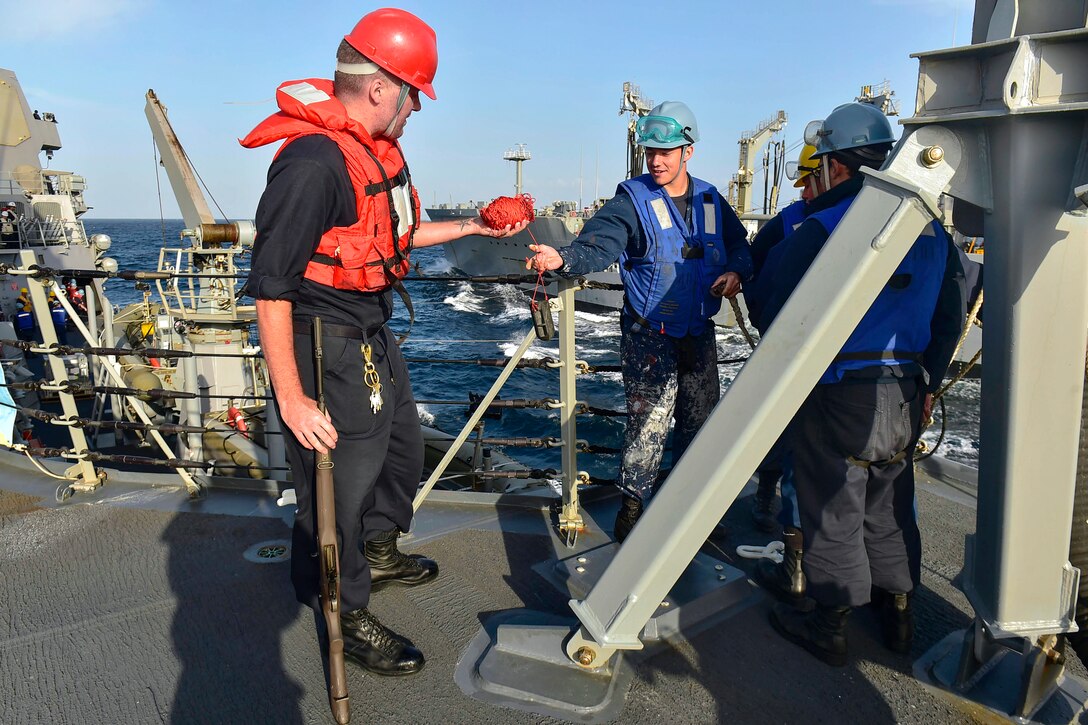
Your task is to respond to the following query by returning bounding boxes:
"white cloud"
[5,0,147,39]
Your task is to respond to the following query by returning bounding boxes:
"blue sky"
[10,0,972,219]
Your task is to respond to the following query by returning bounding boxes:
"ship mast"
[503,143,531,197]
[856,80,901,116]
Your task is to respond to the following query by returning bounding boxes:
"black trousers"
[280,325,423,612]
[791,377,923,607]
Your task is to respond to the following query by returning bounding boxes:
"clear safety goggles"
[803,119,827,146]
[785,160,820,181]
[636,115,694,146]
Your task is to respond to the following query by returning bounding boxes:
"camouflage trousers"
[619,320,719,502]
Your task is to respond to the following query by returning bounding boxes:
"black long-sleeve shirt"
[245,135,393,330]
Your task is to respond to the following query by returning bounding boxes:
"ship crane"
[619,81,653,179]
[728,109,788,216]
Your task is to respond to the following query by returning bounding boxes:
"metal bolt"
[575,647,595,666]
[660,600,670,608]
[718,575,727,581]
[921,145,945,167]
[577,556,587,564]
[714,564,724,571]
[575,566,585,573]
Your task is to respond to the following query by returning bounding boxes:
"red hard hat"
[344,8,438,100]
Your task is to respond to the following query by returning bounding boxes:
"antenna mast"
[503,144,532,197]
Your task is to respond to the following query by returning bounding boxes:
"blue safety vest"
[778,199,807,236]
[50,304,67,328]
[808,194,948,384]
[618,174,728,337]
[14,310,34,332]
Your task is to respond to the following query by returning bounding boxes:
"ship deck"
[0,456,1080,724]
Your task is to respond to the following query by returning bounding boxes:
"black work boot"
[750,474,778,533]
[340,608,425,676]
[770,601,850,667]
[881,591,914,654]
[364,529,439,591]
[614,495,644,544]
[754,527,805,601]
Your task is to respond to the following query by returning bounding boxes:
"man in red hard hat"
[243,8,525,677]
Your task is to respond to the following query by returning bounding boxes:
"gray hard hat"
[806,102,895,159]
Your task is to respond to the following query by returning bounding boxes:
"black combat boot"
[364,529,439,591]
[769,601,851,667]
[750,474,778,532]
[613,495,644,544]
[754,527,805,601]
[340,608,425,676]
[881,591,914,654]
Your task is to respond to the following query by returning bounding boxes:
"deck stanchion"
[412,327,539,512]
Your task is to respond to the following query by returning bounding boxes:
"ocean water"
[82,218,981,475]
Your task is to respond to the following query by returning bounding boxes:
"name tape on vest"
[703,202,716,235]
[650,198,673,230]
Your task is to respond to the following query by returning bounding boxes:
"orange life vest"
[240,78,419,292]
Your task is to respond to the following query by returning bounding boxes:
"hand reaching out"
[525,243,564,272]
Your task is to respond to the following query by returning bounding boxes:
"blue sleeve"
[749,215,786,277]
[719,193,753,281]
[761,218,829,328]
[556,194,640,275]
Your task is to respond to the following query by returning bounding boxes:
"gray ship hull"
[427,207,736,325]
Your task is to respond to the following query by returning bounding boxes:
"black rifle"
[314,317,350,724]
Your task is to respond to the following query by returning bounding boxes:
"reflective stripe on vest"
[778,199,807,234]
[808,194,948,384]
[618,174,727,337]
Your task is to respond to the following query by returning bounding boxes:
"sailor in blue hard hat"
[760,102,972,665]
[527,100,753,543]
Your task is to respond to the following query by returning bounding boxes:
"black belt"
[292,319,385,340]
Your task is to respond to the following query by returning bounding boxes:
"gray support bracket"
[915,620,1088,723]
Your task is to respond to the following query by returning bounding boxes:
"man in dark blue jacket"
[527,101,752,542]
[761,103,967,666]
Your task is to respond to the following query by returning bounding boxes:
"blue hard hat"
[637,101,700,149]
[805,102,896,159]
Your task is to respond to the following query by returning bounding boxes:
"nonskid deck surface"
[0,464,1066,724]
